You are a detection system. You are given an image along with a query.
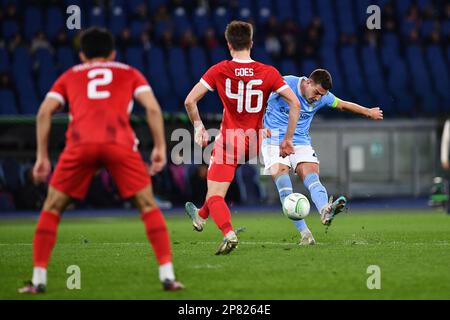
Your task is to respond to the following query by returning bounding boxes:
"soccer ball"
[282,193,311,220]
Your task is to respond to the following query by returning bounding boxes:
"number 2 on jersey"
[225,78,263,113]
[87,68,112,99]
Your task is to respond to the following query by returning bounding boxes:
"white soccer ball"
[282,193,310,220]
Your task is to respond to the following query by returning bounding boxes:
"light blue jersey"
[263,76,339,146]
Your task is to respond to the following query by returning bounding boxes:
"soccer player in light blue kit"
[262,69,383,245]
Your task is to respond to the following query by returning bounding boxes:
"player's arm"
[441,119,450,170]
[33,97,61,183]
[278,87,301,157]
[135,90,167,175]
[184,82,210,147]
[335,99,383,120]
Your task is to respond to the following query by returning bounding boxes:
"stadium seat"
[296,0,314,28]
[381,33,401,68]
[320,45,346,98]
[46,6,65,41]
[339,45,373,106]
[12,46,32,76]
[396,0,413,18]
[57,46,76,71]
[406,45,439,114]
[127,0,145,13]
[387,59,415,115]
[129,20,146,40]
[188,46,208,86]
[147,0,166,12]
[146,47,177,112]
[2,19,19,41]
[24,6,43,41]
[35,48,57,75]
[255,0,273,26]
[336,0,356,34]
[316,0,338,45]
[426,46,450,106]
[110,6,126,36]
[0,47,10,73]
[167,47,191,102]
[301,59,318,76]
[280,59,298,76]
[275,0,294,22]
[213,7,230,36]
[210,46,228,64]
[88,6,107,28]
[252,46,273,66]
[125,47,145,73]
[361,46,392,113]
[192,6,211,38]
[173,7,192,37]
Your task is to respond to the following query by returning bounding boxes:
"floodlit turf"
[1,209,449,300]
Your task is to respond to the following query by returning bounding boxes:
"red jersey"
[47,61,151,149]
[200,58,288,132]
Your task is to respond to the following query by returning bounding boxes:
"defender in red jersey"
[18,28,183,294]
[184,21,301,255]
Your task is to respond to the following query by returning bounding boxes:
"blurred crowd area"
[0,156,264,211]
[0,0,449,117]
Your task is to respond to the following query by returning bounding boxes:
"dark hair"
[225,21,253,51]
[309,69,333,90]
[80,27,115,59]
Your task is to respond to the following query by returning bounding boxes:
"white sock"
[225,230,236,239]
[300,228,311,237]
[32,267,47,286]
[159,262,175,282]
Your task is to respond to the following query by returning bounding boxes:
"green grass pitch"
[1,209,449,300]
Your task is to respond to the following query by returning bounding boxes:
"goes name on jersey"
[235,68,254,77]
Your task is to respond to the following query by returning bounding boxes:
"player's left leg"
[133,186,184,291]
[19,187,72,294]
[104,144,183,291]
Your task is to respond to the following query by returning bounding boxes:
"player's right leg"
[261,144,315,245]
[295,161,347,226]
[132,186,184,291]
[18,187,72,294]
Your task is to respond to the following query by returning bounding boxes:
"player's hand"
[280,139,295,158]
[194,123,209,147]
[368,107,383,120]
[32,157,51,183]
[149,147,167,176]
[261,128,272,139]
[443,161,450,171]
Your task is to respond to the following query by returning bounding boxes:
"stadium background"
[0,0,448,212]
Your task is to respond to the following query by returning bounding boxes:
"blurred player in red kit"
[19,27,183,294]
[184,21,301,255]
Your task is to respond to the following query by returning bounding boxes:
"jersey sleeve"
[269,67,289,94]
[132,68,152,98]
[323,91,340,108]
[46,71,69,106]
[200,64,219,91]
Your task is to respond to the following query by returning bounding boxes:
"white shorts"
[261,144,319,175]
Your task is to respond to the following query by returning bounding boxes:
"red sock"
[207,196,233,236]
[198,204,209,220]
[33,211,61,268]
[141,208,172,265]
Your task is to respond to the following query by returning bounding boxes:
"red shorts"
[207,136,260,183]
[50,144,151,199]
